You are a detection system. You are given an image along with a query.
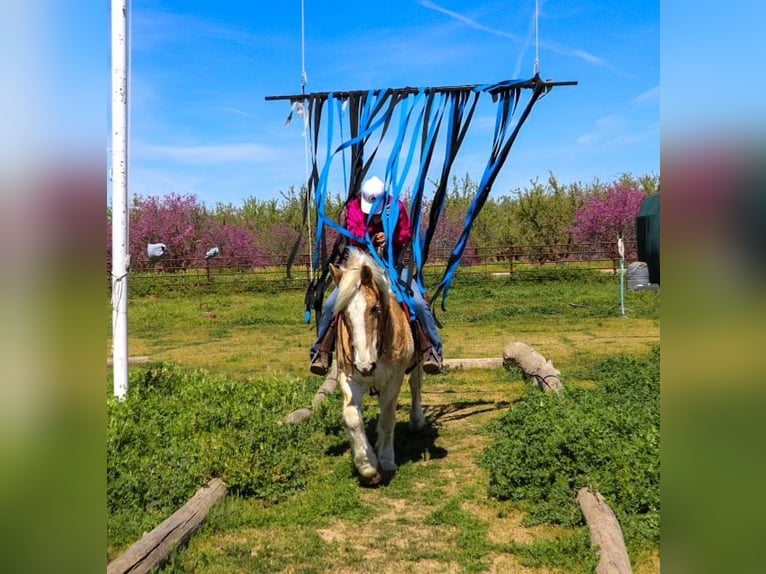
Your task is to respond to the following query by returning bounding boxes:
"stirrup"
[422,348,442,375]
[310,351,331,376]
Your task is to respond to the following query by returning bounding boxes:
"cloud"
[632,86,660,105]
[219,106,257,119]
[577,115,628,146]
[134,142,280,164]
[418,0,609,69]
[612,122,660,146]
[577,115,659,149]
[131,10,267,52]
[128,166,201,198]
[417,0,526,43]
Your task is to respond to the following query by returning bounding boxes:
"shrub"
[107,364,329,553]
[481,347,660,555]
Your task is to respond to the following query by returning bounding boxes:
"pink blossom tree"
[203,224,268,270]
[423,210,479,265]
[129,193,204,271]
[570,183,647,260]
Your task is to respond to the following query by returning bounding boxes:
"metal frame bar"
[265,76,577,102]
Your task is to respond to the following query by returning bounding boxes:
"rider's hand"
[373,232,386,248]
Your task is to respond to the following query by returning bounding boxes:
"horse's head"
[332,250,389,377]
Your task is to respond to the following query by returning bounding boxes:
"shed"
[635,193,660,285]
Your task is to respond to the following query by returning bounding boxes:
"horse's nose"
[357,362,376,376]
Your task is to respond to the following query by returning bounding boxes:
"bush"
[107,364,329,554]
[481,347,659,555]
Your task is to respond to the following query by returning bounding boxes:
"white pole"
[617,235,626,317]
[111,0,129,398]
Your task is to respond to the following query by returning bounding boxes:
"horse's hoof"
[359,471,384,487]
[409,419,426,431]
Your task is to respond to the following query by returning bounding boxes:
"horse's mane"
[333,249,390,313]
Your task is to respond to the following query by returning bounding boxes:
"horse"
[330,248,426,485]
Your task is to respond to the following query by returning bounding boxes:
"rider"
[309,175,444,376]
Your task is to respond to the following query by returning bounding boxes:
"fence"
[111,241,637,296]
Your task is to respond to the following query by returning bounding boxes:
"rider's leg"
[310,289,338,376]
[411,286,443,374]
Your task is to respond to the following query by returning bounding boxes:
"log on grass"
[443,357,504,370]
[106,355,150,366]
[107,478,227,574]
[576,487,632,574]
[284,364,338,424]
[502,341,563,392]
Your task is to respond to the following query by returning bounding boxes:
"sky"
[116,0,660,207]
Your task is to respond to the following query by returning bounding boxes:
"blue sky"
[121,0,659,207]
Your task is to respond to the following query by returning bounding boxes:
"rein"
[338,279,389,371]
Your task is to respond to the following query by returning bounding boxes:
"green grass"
[112,270,658,380]
[107,272,660,572]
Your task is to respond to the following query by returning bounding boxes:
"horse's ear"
[360,264,373,285]
[331,264,343,286]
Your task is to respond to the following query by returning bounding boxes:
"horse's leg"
[408,366,426,431]
[338,372,381,482]
[376,381,401,474]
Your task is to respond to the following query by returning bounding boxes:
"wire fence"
[112,241,638,297]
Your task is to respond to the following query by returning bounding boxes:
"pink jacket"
[345,197,412,255]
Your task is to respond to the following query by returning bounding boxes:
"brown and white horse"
[331,248,426,485]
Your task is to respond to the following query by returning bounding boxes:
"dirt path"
[304,378,566,573]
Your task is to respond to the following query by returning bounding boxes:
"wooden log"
[106,355,150,366]
[443,357,504,370]
[107,478,227,574]
[284,364,338,424]
[502,341,563,392]
[576,488,632,574]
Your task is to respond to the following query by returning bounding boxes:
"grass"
[112,271,658,379]
[107,271,660,573]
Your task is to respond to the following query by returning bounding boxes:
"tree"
[127,193,267,271]
[129,193,205,271]
[510,174,582,263]
[205,223,268,270]
[570,181,647,261]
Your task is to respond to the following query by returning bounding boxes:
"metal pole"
[111,0,129,398]
[618,235,625,317]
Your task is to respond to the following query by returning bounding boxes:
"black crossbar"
[265,77,577,102]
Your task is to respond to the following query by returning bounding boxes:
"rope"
[301,0,313,282]
[534,0,540,75]
[282,1,314,284]
[111,268,129,341]
[300,0,307,92]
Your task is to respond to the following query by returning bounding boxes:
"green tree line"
[107,172,659,272]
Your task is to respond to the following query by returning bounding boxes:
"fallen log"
[106,355,150,366]
[502,341,563,392]
[444,357,503,370]
[107,477,227,574]
[576,487,632,574]
[284,364,339,424]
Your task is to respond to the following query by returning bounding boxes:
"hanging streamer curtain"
[429,79,548,312]
[267,75,572,327]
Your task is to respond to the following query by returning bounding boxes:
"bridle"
[338,279,389,373]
